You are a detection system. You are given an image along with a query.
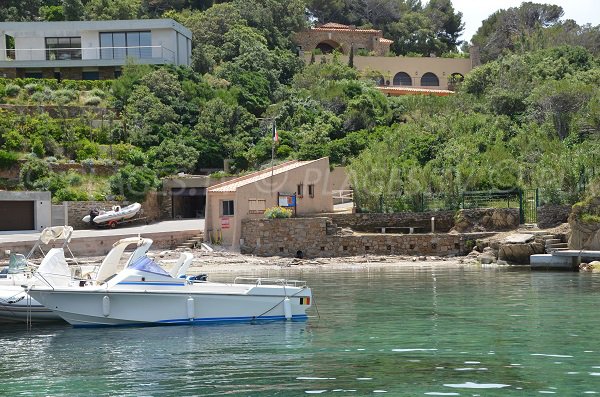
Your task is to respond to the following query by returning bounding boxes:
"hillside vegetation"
[0,1,599,207]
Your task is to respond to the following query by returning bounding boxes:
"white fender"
[186,297,195,320]
[102,295,110,317]
[283,297,292,320]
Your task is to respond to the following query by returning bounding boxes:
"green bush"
[53,88,78,104]
[31,137,45,158]
[1,130,25,151]
[24,83,40,94]
[4,84,20,97]
[0,150,18,169]
[83,95,102,106]
[109,165,158,202]
[75,139,100,161]
[264,206,293,219]
[19,158,51,189]
[53,187,89,203]
[89,88,106,98]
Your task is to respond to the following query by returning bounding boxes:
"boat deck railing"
[233,277,307,288]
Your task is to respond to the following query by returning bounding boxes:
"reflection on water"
[1,266,600,396]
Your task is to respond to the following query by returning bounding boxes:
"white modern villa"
[0,19,191,80]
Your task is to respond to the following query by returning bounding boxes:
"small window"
[82,71,100,80]
[297,183,304,197]
[308,184,315,198]
[222,200,234,216]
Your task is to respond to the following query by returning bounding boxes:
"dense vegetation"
[0,1,599,209]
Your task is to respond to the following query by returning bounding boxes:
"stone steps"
[176,233,204,250]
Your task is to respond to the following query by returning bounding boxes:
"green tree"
[109,165,158,202]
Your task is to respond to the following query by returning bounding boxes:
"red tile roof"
[376,86,454,96]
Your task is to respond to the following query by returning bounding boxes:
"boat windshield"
[129,256,171,277]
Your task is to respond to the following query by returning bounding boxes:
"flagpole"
[271,119,276,205]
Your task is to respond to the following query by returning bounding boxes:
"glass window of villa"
[45,37,81,60]
[222,200,235,216]
[393,72,412,86]
[308,184,315,198]
[421,72,439,86]
[99,31,152,60]
[297,183,304,197]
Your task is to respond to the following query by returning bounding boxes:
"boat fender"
[102,295,110,317]
[186,297,195,320]
[283,297,292,320]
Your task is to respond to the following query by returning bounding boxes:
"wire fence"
[354,187,585,223]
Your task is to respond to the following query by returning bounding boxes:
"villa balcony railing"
[2,45,176,64]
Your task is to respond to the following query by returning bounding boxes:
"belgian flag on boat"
[300,297,310,305]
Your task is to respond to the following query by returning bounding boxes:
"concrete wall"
[330,166,351,191]
[241,217,470,258]
[0,190,51,231]
[0,229,199,259]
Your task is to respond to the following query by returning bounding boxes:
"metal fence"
[354,187,585,224]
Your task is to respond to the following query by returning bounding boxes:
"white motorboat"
[82,202,141,227]
[28,256,312,327]
[0,230,155,323]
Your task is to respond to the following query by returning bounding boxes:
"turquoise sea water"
[1,266,600,396]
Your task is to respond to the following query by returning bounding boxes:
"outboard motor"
[89,208,100,225]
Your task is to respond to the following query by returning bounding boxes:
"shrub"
[30,87,53,103]
[83,95,102,106]
[89,88,106,98]
[109,165,158,202]
[31,137,45,158]
[264,207,293,219]
[53,88,77,104]
[24,83,40,94]
[64,170,83,186]
[5,84,20,97]
[0,150,18,169]
[19,158,51,189]
[75,139,100,161]
[2,130,25,151]
[53,187,89,203]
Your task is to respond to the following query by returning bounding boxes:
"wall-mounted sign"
[221,217,230,229]
[278,194,296,207]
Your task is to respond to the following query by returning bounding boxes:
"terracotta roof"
[208,160,314,193]
[311,22,382,34]
[376,86,454,96]
[320,22,350,29]
[311,27,382,33]
[379,38,394,44]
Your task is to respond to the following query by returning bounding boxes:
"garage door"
[0,201,35,231]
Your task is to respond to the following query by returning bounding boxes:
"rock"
[504,233,534,244]
[496,259,509,266]
[418,256,427,261]
[497,242,545,264]
[479,254,495,264]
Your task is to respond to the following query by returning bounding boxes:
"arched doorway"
[420,72,439,86]
[393,72,412,86]
[316,40,342,54]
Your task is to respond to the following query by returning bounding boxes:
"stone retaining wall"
[317,211,456,233]
[537,204,571,229]
[241,217,470,258]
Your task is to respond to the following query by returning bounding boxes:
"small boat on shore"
[0,230,154,323]
[82,202,142,228]
[28,256,312,328]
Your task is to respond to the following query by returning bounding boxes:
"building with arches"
[294,23,479,93]
[293,22,392,56]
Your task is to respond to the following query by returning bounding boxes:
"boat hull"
[0,287,63,323]
[29,288,311,327]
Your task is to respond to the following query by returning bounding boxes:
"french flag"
[273,122,278,142]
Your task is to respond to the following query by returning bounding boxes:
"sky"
[450,0,600,43]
